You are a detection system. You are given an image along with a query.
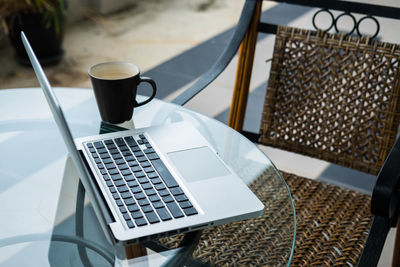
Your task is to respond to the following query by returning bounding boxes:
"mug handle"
[135,77,157,107]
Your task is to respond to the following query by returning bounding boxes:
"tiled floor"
[1,0,399,265]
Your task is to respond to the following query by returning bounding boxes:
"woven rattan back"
[260,26,400,175]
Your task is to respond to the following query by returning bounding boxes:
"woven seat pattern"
[283,172,372,266]
[260,26,400,175]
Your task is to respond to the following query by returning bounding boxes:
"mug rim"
[88,61,141,80]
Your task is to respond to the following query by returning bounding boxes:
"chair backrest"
[259,25,400,175]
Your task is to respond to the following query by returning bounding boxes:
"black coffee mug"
[89,62,157,124]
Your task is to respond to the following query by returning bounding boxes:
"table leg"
[125,244,147,259]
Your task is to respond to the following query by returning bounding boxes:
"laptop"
[21,32,264,245]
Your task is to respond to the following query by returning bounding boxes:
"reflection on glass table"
[0,88,295,266]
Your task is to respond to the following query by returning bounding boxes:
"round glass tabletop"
[0,88,295,266]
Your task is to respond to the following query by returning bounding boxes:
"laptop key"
[103,174,110,181]
[134,151,144,157]
[114,138,125,147]
[183,207,198,216]
[109,148,119,154]
[134,171,145,178]
[132,211,143,219]
[126,220,135,228]
[148,172,158,179]
[121,192,131,199]
[138,177,149,184]
[100,153,110,159]
[118,164,129,170]
[143,167,155,173]
[111,174,122,181]
[119,145,129,152]
[179,201,193,209]
[153,201,164,209]
[145,143,152,149]
[145,189,157,196]
[139,134,145,139]
[106,180,113,187]
[140,161,151,168]
[143,148,155,154]
[142,183,153,190]
[115,159,125,165]
[131,186,142,194]
[131,166,142,172]
[109,187,117,193]
[95,158,102,164]
[158,189,170,197]
[124,136,137,147]
[127,180,139,187]
[120,206,127,213]
[124,198,135,205]
[87,143,94,148]
[118,185,129,193]
[131,146,141,152]
[145,211,160,224]
[162,195,174,203]
[97,148,107,154]
[105,163,116,169]
[137,156,148,162]
[113,193,120,200]
[106,143,116,150]
[94,141,104,149]
[128,204,140,212]
[112,153,122,160]
[108,168,119,175]
[104,140,113,145]
[125,156,135,161]
[150,178,162,184]
[123,214,131,221]
[121,169,131,176]
[135,218,148,227]
[175,194,188,202]
[166,202,184,218]
[142,205,154,213]
[125,175,135,182]
[147,153,160,161]
[103,158,113,164]
[170,187,184,196]
[138,199,150,206]
[134,192,146,200]
[116,199,124,206]
[89,147,96,153]
[100,169,107,175]
[114,180,125,187]
[151,159,179,188]
[97,163,105,169]
[149,194,160,202]
[128,161,139,167]
[156,207,172,221]
[155,183,166,191]
[122,151,132,157]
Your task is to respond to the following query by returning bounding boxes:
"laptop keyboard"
[86,134,198,229]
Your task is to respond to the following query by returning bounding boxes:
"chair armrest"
[372,136,400,225]
[358,136,400,266]
[171,0,257,106]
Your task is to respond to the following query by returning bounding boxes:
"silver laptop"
[21,31,264,245]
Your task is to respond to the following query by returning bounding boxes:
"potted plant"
[0,0,67,65]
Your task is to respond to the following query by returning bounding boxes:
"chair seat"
[159,169,372,266]
[283,171,372,266]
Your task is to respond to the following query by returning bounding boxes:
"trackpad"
[167,146,230,182]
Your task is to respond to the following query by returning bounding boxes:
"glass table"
[0,87,296,266]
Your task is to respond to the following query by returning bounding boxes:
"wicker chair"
[166,0,400,266]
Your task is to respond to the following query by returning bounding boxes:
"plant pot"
[7,10,66,66]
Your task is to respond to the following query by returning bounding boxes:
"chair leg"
[393,219,400,267]
[228,0,261,131]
